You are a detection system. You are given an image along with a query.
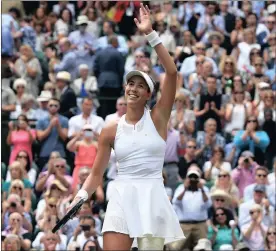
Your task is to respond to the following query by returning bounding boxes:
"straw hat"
[208,31,225,43]
[194,238,212,251]
[56,71,71,82]
[211,189,232,206]
[37,91,52,102]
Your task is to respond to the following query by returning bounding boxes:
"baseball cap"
[125,70,155,93]
[187,169,201,178]
[241,151,254,158]
[254,184,266,193]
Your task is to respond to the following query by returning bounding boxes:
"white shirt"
[105,112,121,124]
[172,184,211,221]
[203,161,232,180]
[68,113,104,138]
[72,76,98,96]
[268,172,275,185]
[32,232,67,250]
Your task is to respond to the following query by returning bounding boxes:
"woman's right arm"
[225,104,233,122]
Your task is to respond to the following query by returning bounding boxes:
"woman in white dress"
[67,4,185,250]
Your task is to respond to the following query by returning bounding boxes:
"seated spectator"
[73,64,98,99]
[41,151,61,172]
[207,207,239,251]
[36,179,68,222]
[35,158,72,193]
[241,204,268,251]
[171,168,211,250]
[2,193,33,232]
[7,115,36,165]
[265,226,276,251]
[170,92,195,136]
[203,146,231,186]
[105,96,127,124]
[208,189,235,223]
[239,184,274,228]
[196,119,225,166]
[1,212,32,250]
[244,166,275,207]
[178,138,199,179]
[67,124,98,189]
[36,98,69,168]
[234,115,270,165]
[231,151,259,198]
[2,161,32,201]
[43,81,58,98]
[206,32,226,67]
[210,170,240,209]
[2,234,21,251]
[9,44,42,97]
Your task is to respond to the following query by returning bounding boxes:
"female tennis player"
[68,3,185,250]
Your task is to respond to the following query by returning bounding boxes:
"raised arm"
[134,4,177,124]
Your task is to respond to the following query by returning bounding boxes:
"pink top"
[231,162,259,198]
[9,129,36,164]
[75,144,97,168]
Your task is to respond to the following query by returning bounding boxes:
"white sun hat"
[125,70,155,93]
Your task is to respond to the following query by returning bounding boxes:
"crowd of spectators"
[1,1,276,251]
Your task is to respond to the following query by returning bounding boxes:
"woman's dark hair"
[236,16,246,29]
[16,150,31,172]
[212,146,225,159]
[244,116,260,131]
[212,207,232,228]
[59,8,73,25]
[15,114,29,131]
[82,239,101,251]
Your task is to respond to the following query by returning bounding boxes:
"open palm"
[134,3,153,34]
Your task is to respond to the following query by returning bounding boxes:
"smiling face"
[125,76,151,107]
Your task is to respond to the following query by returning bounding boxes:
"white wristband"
[76,189,89,201]
[145,30,162,48]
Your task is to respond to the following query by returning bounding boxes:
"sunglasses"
[248,120,257,123]
[118,103,127,106]
[257,174,267,178]
[49,104,58,108]
[225,61,233,65]
[16,86,25,89]
[249,210,259,215]
[196,61,204,65]
[187,145,196,149]
[55,165,65,169]
[218,174,228,178]
[216,199,225,202]
[250,51,260,55]
[215,213,225,217]
[46,238,58,241]
[49,204,56,208]
[267,232,276,236]
[135,55,144,58]
[235,91,244,94]
[267,21,275,24]
[12,186,23,190]
[196,47,205,50]
[17,155,28,159]
[254,64,262,67]
[11,218,21,222]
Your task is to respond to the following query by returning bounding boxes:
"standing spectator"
[68,97,104,139]
[12,16,36,52]
[53,1,75,18]
[97,21,128,56]
[53,38,77,80]
[171,168,211,250]
[231,151,260,198]
[55,71,77,119]
[230,16,246,47]
[67,124,98,189]
[105,96,127,123]
[241,204,268,251]
[194,75,225,132]
[10,45,42,97]
[2,24,15,57]
[54,8,73,39]
[7,114,36,164]
[195,119,225,166]
[68,15,97,69]
[93,36,125,119]
[206,32,226,67]
[36,98,68,168]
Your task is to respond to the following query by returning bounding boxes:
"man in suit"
[56,71,77,119]
[93,36,125,119]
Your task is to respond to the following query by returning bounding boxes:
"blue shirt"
[20,26,36,52]
[97,35,128,56]
[1,25,14,56]
[36,114,68,157]
[54,50,77,80]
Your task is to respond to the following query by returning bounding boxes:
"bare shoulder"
[99,120,118,148]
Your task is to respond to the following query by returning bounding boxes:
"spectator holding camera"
[1,212,32,250]
[241,204,267,251]
[68,215,101,250]
[171,168,211,250]
[207,207,239,251]
[231,151,260,198]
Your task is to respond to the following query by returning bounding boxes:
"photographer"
[67,215,102,250]
[231,151,260,198]
[171,167,211,250]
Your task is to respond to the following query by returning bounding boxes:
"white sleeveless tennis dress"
[102,108,185,244]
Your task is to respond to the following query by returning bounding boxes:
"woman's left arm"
[134,4,177,124]
[250,131,270,150]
